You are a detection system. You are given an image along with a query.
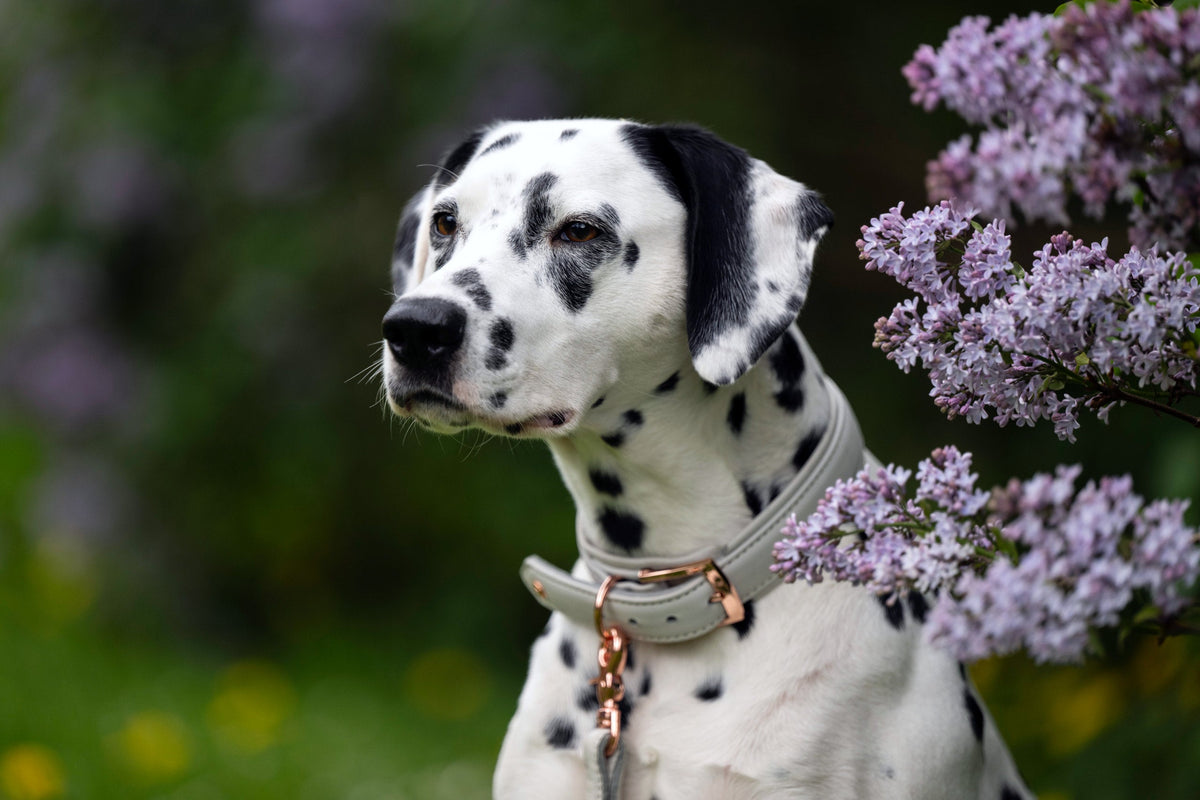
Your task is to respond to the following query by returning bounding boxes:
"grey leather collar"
[519,379,867,644]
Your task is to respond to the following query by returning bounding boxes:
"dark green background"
[0,1,1196,797]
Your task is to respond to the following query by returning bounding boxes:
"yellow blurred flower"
[0,744,66,800]
[207,660,296,753]
[109,711,193,785]
[1043,672,1125,757]
[403,648,490,721]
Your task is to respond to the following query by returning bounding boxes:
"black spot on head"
[435,130,484,188]
[654,372,680,393]
[792,428,823,471]
[576,684,599,713]
[547,410,568,427]
[559,637,576,669]
[597,203,621,230]
[431,231,458,271]
[451,268,492,311]
[544,716,576,750]
[559,128,579,141]
[486,351,507,371]
[999,786,1023,800]
[731,599,755,639]
[489,391,507,409]
[695,677,723,702]
[601,431,624,448]
[741,483,762,516]
[796,190,835,240]
[908,591,929,624]
[589,468,624,497]
[392,210,420,267]
[489,318,515,352]
[599,508,644,551]
[478,132,520,157]
[727,392,746,435]
[964,689,984,743]
[622,409,644,427]
[504,422,523,435]
[765,280,780,294]
[640,671,652,696]
[623,241,640,270]
[591,395,606,408]
[508,228,526,261]
[878,594,905,630]
[522,172,557,250]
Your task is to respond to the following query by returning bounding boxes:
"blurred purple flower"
[773,446,1200,663]
[905,1,1200,251]
[28,455,133,543]
[860,201,1200,441]
[70,139,173,230]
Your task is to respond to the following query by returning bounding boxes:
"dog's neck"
[546,324,832,560]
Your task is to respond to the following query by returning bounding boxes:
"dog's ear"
[622,124,833,385]
[392,128,489,295]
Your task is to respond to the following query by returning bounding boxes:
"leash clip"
[591,576,628,757]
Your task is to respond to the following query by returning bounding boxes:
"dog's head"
[381,119,832,437]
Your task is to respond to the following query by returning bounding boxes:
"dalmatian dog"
[380,119,1030,800]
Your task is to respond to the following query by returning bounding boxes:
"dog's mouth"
[390,388,576,437]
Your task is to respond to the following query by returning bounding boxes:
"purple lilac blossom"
[860,201,1200,441]
[904,1,1200,252]
[772,446,1200,663]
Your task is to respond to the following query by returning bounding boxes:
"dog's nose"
[382,298,468,371]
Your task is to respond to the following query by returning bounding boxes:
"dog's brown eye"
[561,221,599,243]
[433,212,458,237]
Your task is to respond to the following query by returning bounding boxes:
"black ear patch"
[434,129,484,188]
[391,196,425,295]
[621,123,833,385]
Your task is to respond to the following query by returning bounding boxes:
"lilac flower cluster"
[904,1,1200,251]
[860,200,1200,441]
[772,446,1200,663]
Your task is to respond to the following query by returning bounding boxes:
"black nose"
[382,297,468,371]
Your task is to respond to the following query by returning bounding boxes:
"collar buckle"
[637,558,745,627]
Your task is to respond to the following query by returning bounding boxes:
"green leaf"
[1075,352,1091,367]
[1175,0,1200,10]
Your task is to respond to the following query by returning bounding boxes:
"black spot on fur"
[508,228,526,260]
[770,331,807,411]
[623,241,640,270]
[486,351,507,371]
[655,372,680,393]
[589,469,624,497]
[640,671,652,696]
[559,128,579,141]
[964,689,984,742]
[547,410,568,427]
[741,483,762,516]
[796,190,835,240]
[959,662,968,681]
[599,508,644,551]
[392,209,420,282]
[544,716,576,750]
[695,677,723,702]
[792,428,823,471]
[435,130,484,188]
[999,786,1023,800]
[559,637,576,669]
[878,594,905,630]
[601,432,624,448]
[431,231,458,271]
[731,599,755,639]
[624,646,635,672]
[727,392,746,435]
[478,132,520,157]
[576,684,599,713]
[504,423,522,435]
[451,268,492,311]
[490,318,514,351]
[908,592,929,624]
[489,391,507,409]
[521,172,557,250]
[765,280,780,293]
[768,484,782,502]
[592,395,606,408]
[617,695,633,726]
[623,409,644,427]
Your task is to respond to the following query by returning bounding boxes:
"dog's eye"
[560,221,599,243]
[433,212,458,237]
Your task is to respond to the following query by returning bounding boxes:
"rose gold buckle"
[637,558,745,627]
[591,575,627,757]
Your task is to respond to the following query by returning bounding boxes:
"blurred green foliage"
[0,0,1196,797]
